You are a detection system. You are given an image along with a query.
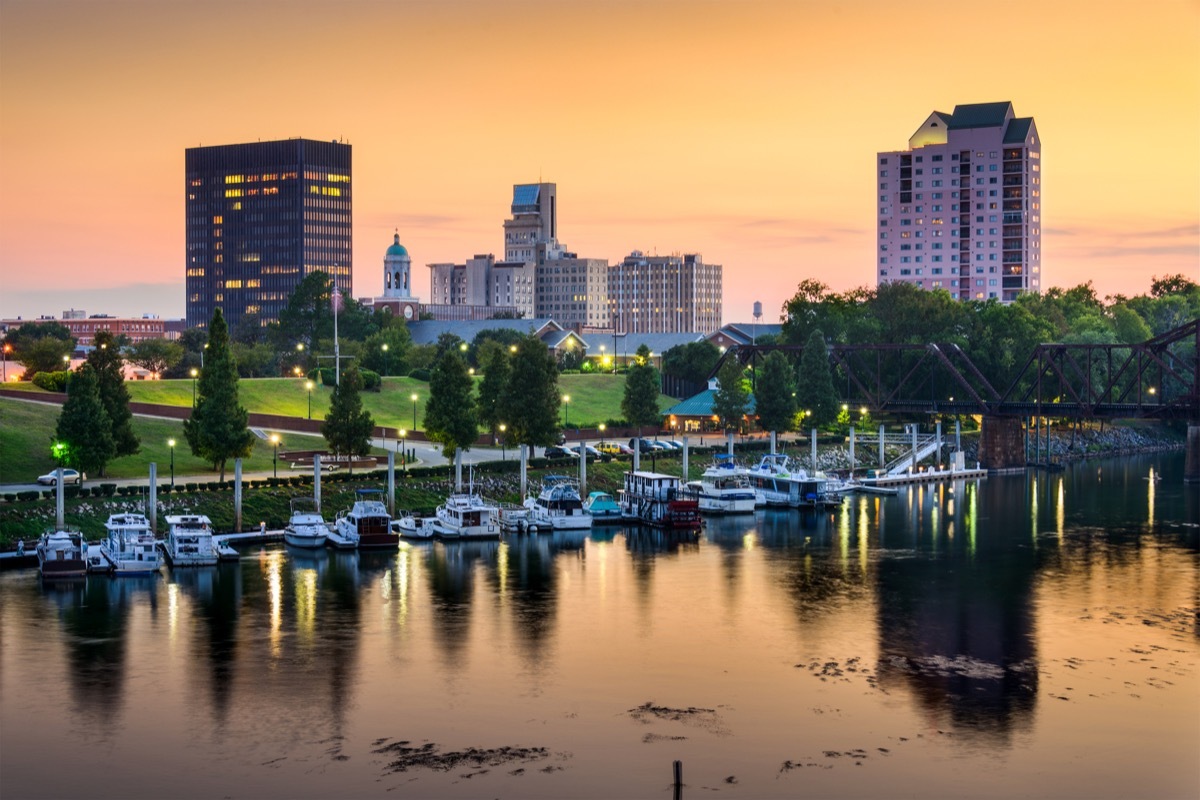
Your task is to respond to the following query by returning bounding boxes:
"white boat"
[334,489,398,549]
[101,513,161,575]
[432,493,501,540]
[392,511,436,540]
[618,471,702,529]
[524,475,592,531]
[163,514,219,567]
[693,455,756,515]
[745,454,839,510]
[36,529,87,579]
[283,498,328,549]
[583,491,622,523]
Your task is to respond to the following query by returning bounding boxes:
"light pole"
[306,380,314,419]
[411,393,419,431]
[62,354,71,391]
[399,428,408,472]
[270,433,280,478]
[2,342,10,382]
[499,423,507,461]
[168,438,176,488]
[599,422,606,448]
[381,343,389,377]
[563,394,570,427]
[190,367,198,407]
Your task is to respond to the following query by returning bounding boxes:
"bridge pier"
[1186,424,1200,484]
[979,416,1025,473]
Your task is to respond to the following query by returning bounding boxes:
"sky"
[0,0,1197,324]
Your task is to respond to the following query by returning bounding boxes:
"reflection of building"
[185,138,352,330]
[609,251,722,334]
[876,101,1041,302]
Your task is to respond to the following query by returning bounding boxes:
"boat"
[618,471,702,529]
[692,455,756,514]
[392,511,436,540]
[583,491,622,522]
[36,529,87,579]
[101,513,161,575]
[334,489,397,549]
[745,454,840,510]
[163,514,219,567]
[283,498,329,548]
[524,475,592,531]
[432,493,501,540]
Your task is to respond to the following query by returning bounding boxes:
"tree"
[475,340,510,438]
[622,344,662,433]
[183,309,255,481]
[424,349,478,459]
[277,270,334,348]
[358,325,413,376]
[16,336,74,379]
[711,357,750,432]
[498,335,560,450]
[1150,274,1197,299]
[128,338,184,376]
[660,340,721,384]
[321,366,375,472]
[55,363,115,477]
[754,351,796,434]
[87,331,138,459]
[795,329,839,427]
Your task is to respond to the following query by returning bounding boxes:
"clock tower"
[381,230,420,321]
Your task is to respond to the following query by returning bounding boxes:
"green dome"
[386,232,409,258]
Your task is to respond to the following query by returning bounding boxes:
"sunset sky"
[0,0,1197,323]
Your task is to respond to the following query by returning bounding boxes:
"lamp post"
[381,343,389,377]
[62,354,71,391]
[598,422,606,448]
[499,423,507,461]
[2,342,10,382]
[305,380,314,419]
[411,393,419,431]
[563,394,570,427]
[270,433,280,479]
[399,428,408,472]
[190,367,199,408]
[168,438,176,488]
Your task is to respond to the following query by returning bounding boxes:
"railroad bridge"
[713,319,1200,481]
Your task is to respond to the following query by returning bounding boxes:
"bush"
[99,483,117,497]
[32,370,69,393]
[409,367,432,382]
[359,369,382,392]
[160,484,173,494]
[184,482,198,492]
[18,491,39,502]
[3,494,15,503]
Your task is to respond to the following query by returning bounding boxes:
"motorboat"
[36,529,87,579]
[283,498,329,549]
[524,475,592,531]
[618,471,702,529]
[693,455,756,514]
[745,454,839,509]
[583,491,622,522]
[101,513,161,575]
[334,489,397,549]
[432,493,501,540]
[392,511,436,540]
[163,514,219,566]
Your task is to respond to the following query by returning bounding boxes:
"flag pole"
[333,281,341,386]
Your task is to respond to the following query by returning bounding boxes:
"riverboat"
[36,529,87,579]
[334,489,397,549]
[432,493,501,540]
[745,454,839,510]
[618,471,702,529]
[101,513,161,576]
[692,455,756,515]
[163,515,219,567]
[583,491,622,522]
[524,475,592,531]
[283,498,329,549]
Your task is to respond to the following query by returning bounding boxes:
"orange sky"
[0,0,1197,323]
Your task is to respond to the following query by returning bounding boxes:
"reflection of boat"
[101,513,161,576]
[284,498,329,549]
[163,515,219,567]
[433,493,501,540]
[691,455,756,515]
[392,512,436,540]
[525,476,592,531]
[334,489,397,549]
[745,454,839,509]
[583,491,622,522]
[37,529,87,579]
[618,471,702,529]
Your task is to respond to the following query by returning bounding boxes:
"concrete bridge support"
[1186,424,1200,483]
[979,416,1025,473]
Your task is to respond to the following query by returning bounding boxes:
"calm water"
[2,453,1197,799]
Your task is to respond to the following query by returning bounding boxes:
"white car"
[37,468,84,486]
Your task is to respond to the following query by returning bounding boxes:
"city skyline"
[1,0,1197,322]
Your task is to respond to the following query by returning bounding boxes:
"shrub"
[32,370,69,392]
[99,483,117,497]
[160,484,173,495]
[3,494,15,503]
[18,491,40,502]
[408,367,432,382]
[359,369,382,392]
[184,482,198,492]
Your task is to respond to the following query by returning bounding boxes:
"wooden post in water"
[956,418,962,454]
[682,436,689,479]
[911,424,918,471]
[234,458,243,532]
[935,421,942,466]
[633,439,641,473]
[313,454,322,514]
[811,427,818,473]
[673,759,683,800]
[769,431,776,455]
[579,442,587,496]
[148,463,157,533]
[879,424,886,468]
[454,449,463,493]
[387,451,395,514]
[520,445,528,499]
[726,432,734,458]
[849,426,856,476]
[55,467,64,529]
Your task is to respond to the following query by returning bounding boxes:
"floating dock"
[854,466,987,488]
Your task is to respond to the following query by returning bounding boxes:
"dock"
[854,466,987,488]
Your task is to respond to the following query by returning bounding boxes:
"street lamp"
[2,342,11,382]
[167,438,176,488]
[381,343,389,377]
[62,354,71,391]
[305,380,315,419]
[598,422,606,447]
[399,428,408,472]
[411,393,419,431]
[562,394,571,427]
[190,367,199,407]
[499,423,507,461]
[270,433,280,478]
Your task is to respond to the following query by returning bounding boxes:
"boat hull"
[283,532,328,548]
[38,558,87,579]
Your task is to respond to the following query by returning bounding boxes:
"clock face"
[403,305,414,320]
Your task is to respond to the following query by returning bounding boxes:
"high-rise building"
[876,102,1040,302]
[185,138,352,329]
[503,183,556,262]
[535,254,610,330]
[609,252,722,334]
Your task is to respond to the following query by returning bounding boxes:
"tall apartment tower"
[609,252,722,334]
[185,138,352,329]
[503,183,556,262]
[877,102,1040,303]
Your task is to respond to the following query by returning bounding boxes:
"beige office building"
[609,251,722,334]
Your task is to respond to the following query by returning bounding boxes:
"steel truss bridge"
[713,319,1199,421]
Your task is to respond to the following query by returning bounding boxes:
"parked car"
[659,440,684,451]
[37,468,84,486]
[544,446,575,459]
[579,445,605,459]
[628,438,666,453]
[598,442,634,456]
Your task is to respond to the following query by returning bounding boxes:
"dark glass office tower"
[185,138,352,330]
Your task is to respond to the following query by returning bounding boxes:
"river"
[1,452,1196,799]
